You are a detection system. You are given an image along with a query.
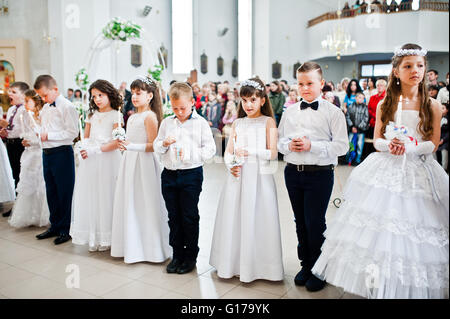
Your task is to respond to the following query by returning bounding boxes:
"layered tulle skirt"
[312,152,449,299]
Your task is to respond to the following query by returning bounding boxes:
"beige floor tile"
[102,261,163,280]
[159,291,190,299]
[200,268,242,286]
[281,284,345,299]
[16,254,102,284]
[0,261,10,271]
[0,293,7,299]
[102,281,170,299]
[0,243,53,266]
[0,275,64,298]
[240,277,294,297]
[77,271,133,296]
[138,268,197,291]
[38,287,98,299]
[0,266,35,289]
[220,286,281,299]
[341,292,366,299]
[176,276,238,299]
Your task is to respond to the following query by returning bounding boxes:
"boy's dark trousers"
[284,164,334,272]
[6,138,25,189]
[161,166,203,263]
[42,145,75,236]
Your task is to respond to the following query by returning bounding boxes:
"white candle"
[27,110,39,132]
[118,107,121,126]
[79,116,84,142]
[397,95,403,127]
[20,114,25,137]
[233,133,237,155]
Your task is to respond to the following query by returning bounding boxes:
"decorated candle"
[79,115,84,142]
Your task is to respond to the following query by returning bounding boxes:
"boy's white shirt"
[40,94,80,149]
[154,109,216,170]
[278,96,349,166]
[5,104,28,139]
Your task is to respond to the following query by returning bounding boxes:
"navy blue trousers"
[161,166,203,262]
[284,165,334,270]
[42,146,75,235]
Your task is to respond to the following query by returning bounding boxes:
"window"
[172,0,193,74]
[359,61,392,77]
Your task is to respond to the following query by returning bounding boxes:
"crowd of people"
[0,42,448,299]
[341,0,418,16]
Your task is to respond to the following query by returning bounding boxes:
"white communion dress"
[70,110,122,250]
[210,115,284,282]
[0,140,15,203]
[9,114,49,228]
[312,110,449,299]
[111,110,171,263]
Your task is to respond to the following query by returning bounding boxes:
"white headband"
[394,48,427,57]
[241,79,264,91]
[136,75,155,86]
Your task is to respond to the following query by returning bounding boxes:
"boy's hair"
[322,85,332,93]
[355,92,365,98]
[428,69,438,76]
[10,82,30,93]
[34,75,57,90]
[428,85,439,92]
[297,61,323,80]
[24,89,45,111]
[68,88,74,92]
[169,82,193,100]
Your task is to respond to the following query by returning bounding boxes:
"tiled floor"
[0,161,364,299]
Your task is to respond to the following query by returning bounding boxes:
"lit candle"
[118,107,121,126]
[397,95,403,127]
[233,133,237,155]
[79,115,84,142]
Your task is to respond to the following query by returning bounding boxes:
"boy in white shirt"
[34,75,79,245]
[278,62,348,292]
[1,82,29,217]
[154,82,216,274]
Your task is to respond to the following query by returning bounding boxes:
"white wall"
[194,0,238,85]
[0,0,50,85]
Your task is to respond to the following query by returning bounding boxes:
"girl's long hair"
[24,89,45,112]
[88,80,123,117]
[130,76,163,127]
[238,78,274,119]
[379,43,433,140]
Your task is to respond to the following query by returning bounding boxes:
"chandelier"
[321,9,356,60]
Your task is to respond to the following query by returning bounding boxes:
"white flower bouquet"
[112,127,126,141]
[102,17,142,42]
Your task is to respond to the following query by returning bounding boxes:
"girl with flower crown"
[312,43,449,299]
[209,78,284,283]
[111,76,171,264]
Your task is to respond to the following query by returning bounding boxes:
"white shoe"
[88,245,98,252]
[98,245,110,252]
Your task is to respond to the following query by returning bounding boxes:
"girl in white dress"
[111,76,171,264]
[312,44,449,299]
[0,109,15,204]
[9,90,49,228]
[210,78,284,283]
[70,80,123,251]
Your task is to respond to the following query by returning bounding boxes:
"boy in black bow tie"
[278,62,348,292]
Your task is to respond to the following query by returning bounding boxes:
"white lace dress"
[70,110,122,249]
[312,110,449,299]
[209,116,284,282]
[0,140,15,203]
[9,115,49,228]
[111,110,171,263]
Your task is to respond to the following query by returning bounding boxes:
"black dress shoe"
[2,210,11,217]
[166,258,183,273]
[294,268,312,286]
[305,275,326,292]
[36,229,58,240]
[54,234,71,245]
[177,260,196,274]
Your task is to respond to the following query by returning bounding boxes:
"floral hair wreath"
[393,47,428,57]
[241,79,264,91]
[136,75,155,86]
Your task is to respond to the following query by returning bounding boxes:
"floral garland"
[148,64,164,83]
[75,68,89,92]
[102,17,142,42]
